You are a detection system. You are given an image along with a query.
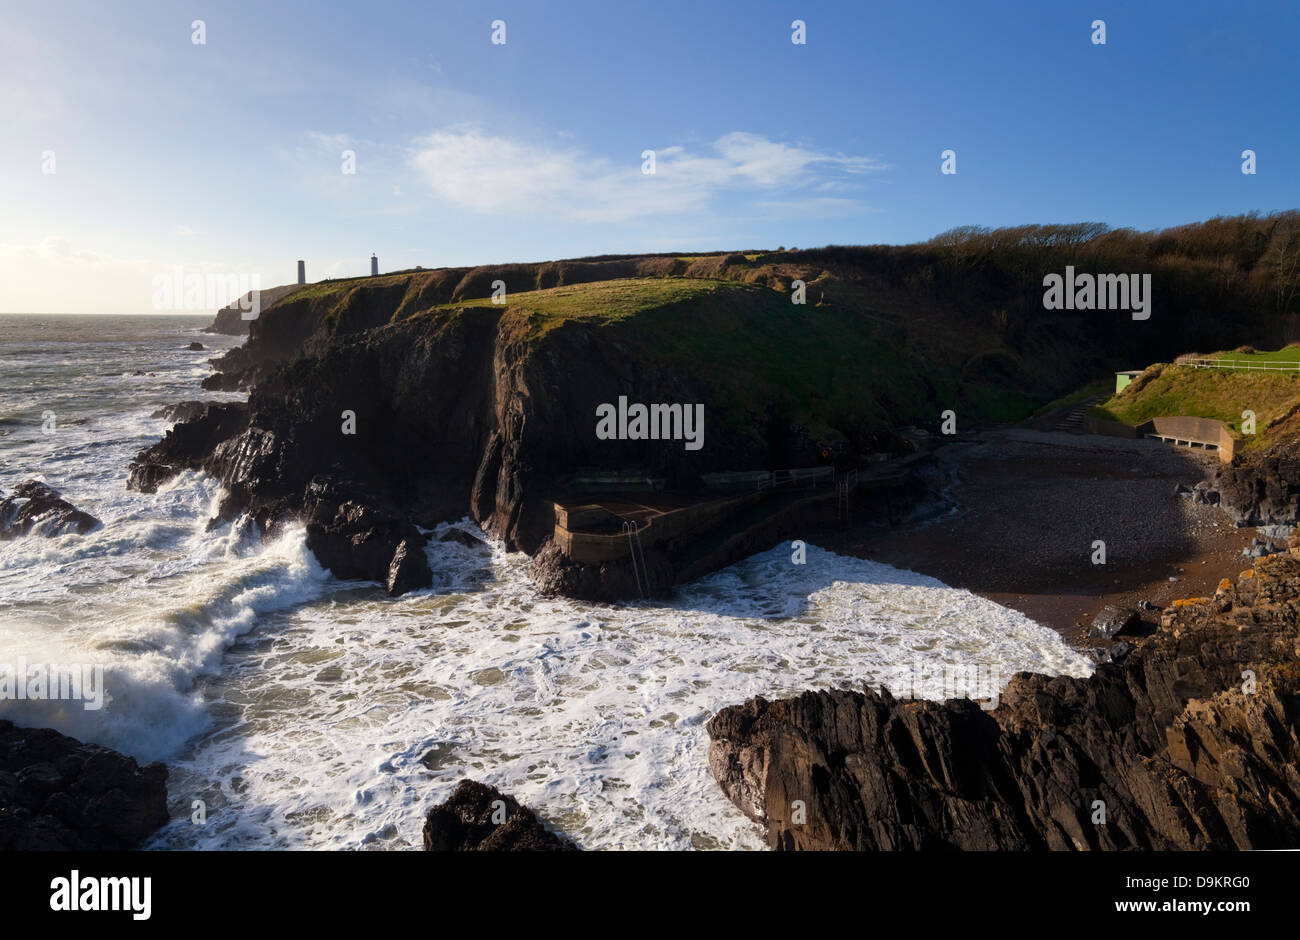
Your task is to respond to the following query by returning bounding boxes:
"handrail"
[622,520,647,598]
[1182,358,1300,372]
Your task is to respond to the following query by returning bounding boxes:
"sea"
[0,313,1093,850]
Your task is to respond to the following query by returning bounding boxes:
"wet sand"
[811,429,1259,649]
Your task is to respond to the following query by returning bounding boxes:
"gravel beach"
[817,429,1258,646]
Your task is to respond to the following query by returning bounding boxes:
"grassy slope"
[1095,358,1300,449]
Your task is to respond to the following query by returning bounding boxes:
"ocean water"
[0,314,1093,850]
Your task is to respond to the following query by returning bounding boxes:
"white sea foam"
[146,523,1092,851]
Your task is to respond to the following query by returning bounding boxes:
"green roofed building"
[1115,370,1143,393]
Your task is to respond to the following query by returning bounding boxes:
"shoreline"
[806,428,1260,647]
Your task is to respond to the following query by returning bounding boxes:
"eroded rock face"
[422,780,578,851]
[0,481,101,540]
[0,721,169,851]
[708,547,1300,850]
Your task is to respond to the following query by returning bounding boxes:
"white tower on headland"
[371,254,378,277]
[297,260,305,285]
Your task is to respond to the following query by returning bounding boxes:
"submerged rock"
[0,481,100,539]
[707,549,1300,850]
[422,780,577,851]
[187,341,205,351]
[0,720,169,851]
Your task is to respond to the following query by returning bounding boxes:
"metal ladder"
[837,469,858,522]
[622,520,648,598]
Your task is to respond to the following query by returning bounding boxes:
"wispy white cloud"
[409,127,884,222]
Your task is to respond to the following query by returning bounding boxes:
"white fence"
[1182,357,1300,372]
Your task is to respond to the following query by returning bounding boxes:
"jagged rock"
[422,780,577,851]
[0,721,168,850]
[0,481,100,539]
[1137,599,1159,611]
[708,551,1300,850]
[1089,604,1139,639]
[1212,439,1300,524]
[301,482,432,597]
[127,402,248,493]
[187,341,205,351]
[386,537,432,595]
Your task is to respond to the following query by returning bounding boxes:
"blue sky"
[2,0,1296,312]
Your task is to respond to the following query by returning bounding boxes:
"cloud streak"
[410,128,884,222]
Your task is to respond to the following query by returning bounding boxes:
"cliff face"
[708,547,1300,850]
[135,290,823,592]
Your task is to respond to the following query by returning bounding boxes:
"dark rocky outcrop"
[187,341,205,351]
[0,481,100,539]
[529,538,674,602]
[422,780,578,851]
[301,478,432,595]
[128,402,248,493]
[1207,438,1300,525]
[708,542,1300,850]
[0,721,169,850]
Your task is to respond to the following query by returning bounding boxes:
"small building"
[1115,370,1143,393]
